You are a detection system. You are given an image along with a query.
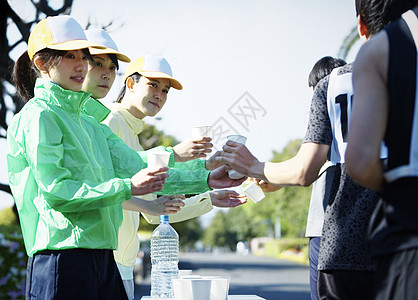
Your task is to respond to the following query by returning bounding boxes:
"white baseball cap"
[27,15,105,60]
[123,55,182,90]
[85,29,131,63]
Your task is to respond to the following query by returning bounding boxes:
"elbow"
[300,177,315,187]
[296,171,316,187]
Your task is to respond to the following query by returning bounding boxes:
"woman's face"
[82,54,117,99]
[130,76,170,119]
[47,50,89,92]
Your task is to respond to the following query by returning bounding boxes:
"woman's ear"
[126,77,135,92]
[33,56,48,73]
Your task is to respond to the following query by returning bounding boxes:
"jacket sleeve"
[172,159,206,170]
[156,167,211,195]
[13,112,134,212]
[101,124,149,178]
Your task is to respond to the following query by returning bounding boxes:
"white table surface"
[141,295,265,300]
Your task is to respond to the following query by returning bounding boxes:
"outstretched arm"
[218,141,329,187]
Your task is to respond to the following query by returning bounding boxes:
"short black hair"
[308,56,347,89]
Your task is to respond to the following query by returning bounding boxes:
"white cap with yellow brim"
[123,55,183,90]
[27,15,105,61]
[84,29,131,63]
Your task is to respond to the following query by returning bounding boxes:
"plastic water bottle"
[150,215,179,298]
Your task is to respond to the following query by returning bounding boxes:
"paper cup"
[172,278,211,300]
[173,278,192,300]
[206,276,230,300]
[243,182,265,203]
[192,126,212,139]
[227,134,247,144]
[192,279,212,300]
[147,150,171,170]
[227,135,247,179]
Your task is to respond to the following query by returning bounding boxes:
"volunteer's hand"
[173,137,213,162]
[123,196,185,215]
[210,190,247,207]
[130,167,169,195]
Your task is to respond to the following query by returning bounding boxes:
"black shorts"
[26,248,128,300]
[317,269,375,300]
[374,247,418,300]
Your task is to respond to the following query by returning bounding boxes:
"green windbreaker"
[7,79,210,256]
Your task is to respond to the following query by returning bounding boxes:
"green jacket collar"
[34,78,91,114]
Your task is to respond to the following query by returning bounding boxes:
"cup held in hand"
[227,134,247,144]
[227,169,246,179]
[192,126,212,140]
[148,151,171,173]
[243,181,265,203]
[226,134,247,179]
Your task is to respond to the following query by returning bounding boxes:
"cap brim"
[140,71,183,90]
[48,39,106,52]
[89,47,131,63]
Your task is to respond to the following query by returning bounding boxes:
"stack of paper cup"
[172,276,230,300]
[227,134,247,179]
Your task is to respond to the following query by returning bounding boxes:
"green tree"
[203,210,240,251]
[138,123,179,150]
[265,139,311,238]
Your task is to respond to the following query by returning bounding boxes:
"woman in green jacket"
[7,16,244,300]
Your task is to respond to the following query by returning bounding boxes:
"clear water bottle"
[150,215,179,298]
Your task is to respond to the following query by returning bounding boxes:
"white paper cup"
[147,150,171,170]
[192,279,212,300]
[227,135,247,179]
[206,276,230,300]
[173,278,192,300]
[192,126,212,139]
[172,278,211,300]
[227,134,247,144]
[243,182,265,203]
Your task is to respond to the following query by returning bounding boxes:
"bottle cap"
[160,215,169,223]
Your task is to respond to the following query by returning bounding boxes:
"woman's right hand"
[130,167,169,195]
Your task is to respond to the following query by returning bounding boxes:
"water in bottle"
[150,215,179,298]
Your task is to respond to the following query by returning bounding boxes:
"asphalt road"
[135,252,310,300]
